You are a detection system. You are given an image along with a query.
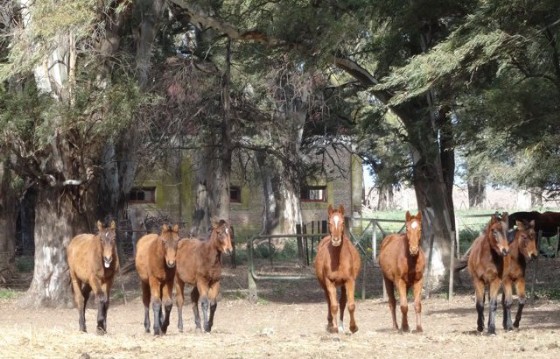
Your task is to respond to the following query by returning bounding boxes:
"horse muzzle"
[409,247,419,256]
[103,257,112,268]
[331,237,342,247]
[500,248,509,256]
[166,260,176,269]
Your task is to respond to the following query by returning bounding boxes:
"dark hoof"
[415,327,423,333]
[96,327,106,336]
[350,325,358,334]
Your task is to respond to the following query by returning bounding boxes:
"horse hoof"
[96,327,106,336]
[350,325,358,334]
[327,326,338,334]
[415,327,423,333]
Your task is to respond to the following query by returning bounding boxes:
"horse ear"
[416,211,422,221]
[515,220,524,230]
[110,220,116,230]
[162,224,169,233]
[405,211,411,221]
[338,205,345,216]
[529,219,536,228]
[502,212,508,221]
[328,204,334,215]
[172,224,179,233]
[97,220,103,232]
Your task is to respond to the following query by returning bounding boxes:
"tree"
[0,1,143,307]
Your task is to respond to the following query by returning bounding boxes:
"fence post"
[247,237,258,303]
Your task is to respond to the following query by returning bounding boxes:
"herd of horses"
[65,206,550,337]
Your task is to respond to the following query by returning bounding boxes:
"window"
[128,187,156,203]
[230,186,241,203]
[301,186,327,202]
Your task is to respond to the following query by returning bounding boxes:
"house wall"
[128,149,363,240]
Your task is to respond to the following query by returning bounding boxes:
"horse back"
[379,234,424,281]
[176,238,203,285]
[135,233,161,281]
[67,233,103,280]
[314,236,360,283]
[467,235,503,281]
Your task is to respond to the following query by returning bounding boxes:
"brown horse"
[314,204,361,334]
[379,211,425,332]
[467,212,510,334]
[502,219,538,330]
[175,219,233,333]
[135,223,180,335]
[67,220,119,334]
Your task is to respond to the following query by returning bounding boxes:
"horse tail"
[453,241,474,272]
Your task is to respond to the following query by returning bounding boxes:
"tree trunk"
[18,187,85,308]
[0,161,18,277]
[530,188,543,207]
[468,177,486,208]
[376,184,394,211]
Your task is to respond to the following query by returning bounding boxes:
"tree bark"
[18,186,85,308]
[0,161,18,277]
[376,184,394,211]
[468,177,486,208]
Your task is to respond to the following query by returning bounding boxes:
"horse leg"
[501,277,513,331]
[81,284,92,333]
[207,282,220,332]
[141,281,151,333]
[513,278,526,329]
[325,282,339,333]
[487,278,501,335]
[412,278,423,332]
[344,279,358,334]
[88,276,107,336]
[473,278,485,333]
[149,277,163,335]
[70,274,86,332]
[318,280,334,332]
[383,276,398,331]
[197,282,212,332]
[191,287,202,331]
[160,278,174,334]
[397,279,409,332]
[175,278,185,333]
[338,286,347,333]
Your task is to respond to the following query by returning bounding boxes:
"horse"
[509,210,560,256]
[67,220,119,334]
[467,212,510,334]
[378,211,425,332]
[175,219,233,333]
[314,204,361,334]
[502,219,538,330]
[135,223,180,335]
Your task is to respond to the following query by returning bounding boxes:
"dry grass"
[1,261,560,359]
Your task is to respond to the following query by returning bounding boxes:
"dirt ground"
[1,258,560,359]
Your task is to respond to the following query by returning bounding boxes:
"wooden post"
[448,231,455,301]
[372,220,378,265]
[247,237,258,303]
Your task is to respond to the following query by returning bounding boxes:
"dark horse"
[379,211,425,332]
[67,220,119,334]
[467,212,510,334]
[135,224,181,335]
[175,219,233,333]
[509,211,560,238]
[314,204,361,334]
[502,219,538,330]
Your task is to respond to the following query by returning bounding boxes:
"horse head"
[98,220,117,269]
[516,219,538,260]
[211,219,233,255]
[160,223,180,268]
[405,211,422,256]
[487,212,509,256]
[327,204,345,247]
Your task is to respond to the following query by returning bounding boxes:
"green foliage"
[0,288,18,300]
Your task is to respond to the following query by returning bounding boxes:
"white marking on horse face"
[411,221,419,229]
[333,215,340,230]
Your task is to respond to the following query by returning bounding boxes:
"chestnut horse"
[67,220,119,334]
[314,204,361,334]
[135,224,180,335]
[467,212,510,334]
[379,211,425,332]
[502,219,538,330]
[175,219,233,333]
